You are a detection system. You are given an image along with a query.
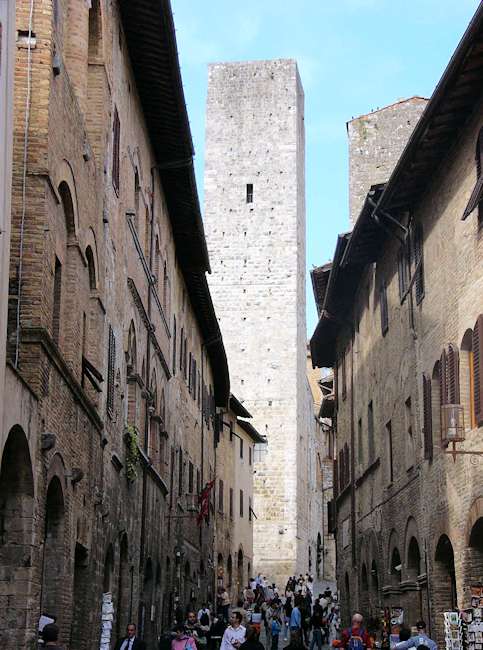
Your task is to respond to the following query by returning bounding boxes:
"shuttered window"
[239,490,244,517]
[462,128,483,221]
[412,223,424,304]
[218,480,224,513]
[333,459,339,498]
[188,461,194,493]
[440,349,448,408]
[112,106,120,193]
[341,352,347,400]
[472,315,483,425]
[188,352,192,392]
[172,315,177,376]
[380,281,389,335]
[440,344,460,407]
[107,325,115,417]
[422,373,433,461]
[397,245,410,301]
[179,327,184,372]
[229,488,233,519]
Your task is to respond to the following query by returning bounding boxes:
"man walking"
[289,597,302,644]
[220,612,246,650]
[394,621,437,650]
[339,613,373,650]
[114,623,146,650]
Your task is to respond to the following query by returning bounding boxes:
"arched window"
[371,560,379,593]
[54,182,76,351]
[361,563,368,591]
[42,477,66,620]
[407,537,421,580]
[390,547,402,585]
[461,329,476,430]
[88,0,102,60]
[85,246,96,291]
[126,322,137,427]
[149,371,159,469]
[134,169,140,232]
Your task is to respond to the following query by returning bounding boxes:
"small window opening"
[246,184,253,203]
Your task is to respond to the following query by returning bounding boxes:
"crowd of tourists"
[37,575,438,650]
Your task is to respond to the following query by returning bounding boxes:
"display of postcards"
[475,644,482,650]
[474,609,482,621]
[465,611,474,623]
[445,612,460,625]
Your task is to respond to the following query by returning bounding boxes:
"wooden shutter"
[328,500,336,534]
[333,459,339,498]
[447,344,460,404]
[112,107,120,192]
[380,281,389,335]
[422,373,433,461]
[473,316,483,425]
[462,175,483,221]
[172,315,177,375]
[440,350,448,406]
[107,325,115,416]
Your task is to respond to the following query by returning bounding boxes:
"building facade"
[1,2,229,649]
[204,58,322,587]
[214,396,265,603]
[311,5,483,642]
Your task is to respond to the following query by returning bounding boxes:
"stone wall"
[333,93,483,640]
[204,59,322,587]
[348,97,427,225]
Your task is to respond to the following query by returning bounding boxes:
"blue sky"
[171,0,480,334]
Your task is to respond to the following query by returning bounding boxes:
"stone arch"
[403,517,421,577]
[237,547,244,594]
[116,534,130,638]
[103,543,115,593]
[42,476,66,624]
[466,497,483,595]
[434,534,458,642]
[388,530,402,586]
[0,426,35,647]
[55,160,79,236]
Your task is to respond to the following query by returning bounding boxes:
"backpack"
[346,627,366,650]
[200,612,210,626]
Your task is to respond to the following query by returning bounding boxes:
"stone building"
[214,395,265,603]
[0,1,229,649]
[204,59,323,587]
[311,4,483,642]
[348,97,427,226]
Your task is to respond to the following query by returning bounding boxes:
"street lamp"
[441,404,483,459]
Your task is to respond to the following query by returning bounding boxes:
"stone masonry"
[348,97,428,225]
[204,59,321,586]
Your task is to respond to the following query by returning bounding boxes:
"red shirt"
[340,627,373,650]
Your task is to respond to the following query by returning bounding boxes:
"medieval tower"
[204,59,317,585]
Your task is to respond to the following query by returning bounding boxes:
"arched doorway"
[434,535,457,643]
[237,549,244,597]
[140,558,154,647]
[390,547,402,586]
[116,535,129,638]
[71,543,89,650]
[42,477,66,625]
[0,426,34,647]
[360,563,369,616]
[406,537,423,622]
[467,516,483,594]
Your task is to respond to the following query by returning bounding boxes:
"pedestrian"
[233,599,249,626]
[394,621,437,650]
[220,612,247,650]
[172,625,197,650]
[251,605,263,636]
[240,625,265,650]
[284,596,293,642]
[338,613,373,650]
[198,604,212,627]
[289,597,302,642]
[244,583,255,607]
[220,588,231,623]
[271,615,282,650]
[114,623,147,650]
[210,616,227,650]
[310,609,326,650]
[41,623,64,649]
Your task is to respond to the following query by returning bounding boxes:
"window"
[367,401,374,462]
[239,490,244,517]
[473,315,483,426]
[178,449,183,497]
[218,480,224,513]
[397,243,410,301]
[112,107,120,193]
[341,351,347,400]
[229,488,233,519]
[188,352,192,392]
[412,223,424,304]
[107,325,115,417]
[462,128,483,222]
[380,280,389,335]
[249,446,252,466]
[440,344,460,407]
[240,438,244,459]
[188,461,194,494]
[134,169,140,232]
[422,373,433,461]
[88,0,102,60]
[357,417,363,468]
[52,257,62,344]
[179,327,184,372]
[386,421,393,484]
[183,338,188,380]
[249,497,252,522]
[172,316,177,376]
[246,183,253,203]
[405,397,414,469]
[461,329,476,430]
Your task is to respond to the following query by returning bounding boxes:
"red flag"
[197,480,215,525]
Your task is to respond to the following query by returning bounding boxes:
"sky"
[171,0,480,335]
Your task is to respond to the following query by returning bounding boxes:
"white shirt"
[121,639,135,650]
[220,625,246,650]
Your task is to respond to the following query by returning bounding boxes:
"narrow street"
[0,1,482,649]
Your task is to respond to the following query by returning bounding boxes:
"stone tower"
[348,96,428,225]
[204,59,310,585]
